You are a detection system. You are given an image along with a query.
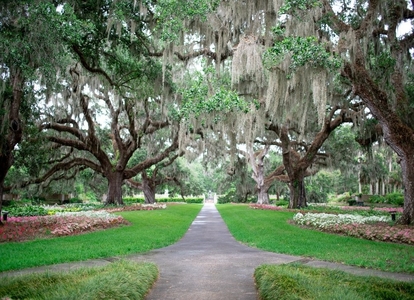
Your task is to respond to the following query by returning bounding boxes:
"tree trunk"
[105,171,124,205]
[343,62,414,224]
[257,186,270,204]
[288,178,307,209]
[0,68,24,222]
[142,178,156,204]
[398,155,414,224]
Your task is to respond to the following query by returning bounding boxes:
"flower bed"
[249,204,283,211]
[104,203,167,213]
[0,203,170,243]
[293,212,391,228]
[339,206,404,213]
[293,212,414,245]
[0,211,129,243]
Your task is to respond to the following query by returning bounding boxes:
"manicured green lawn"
[0,204,202,272]
[216,204,414,273]
[255,264,414,300]
[0,260,158,300]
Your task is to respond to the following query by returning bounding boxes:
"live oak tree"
[194,0,412,216]
[274,0,414,224]
[0,1,77,220]
[1,0,219,209]
[126,151,183,204]
[178,0,362,207]
[39,59,181,205]
[1,0,219,206]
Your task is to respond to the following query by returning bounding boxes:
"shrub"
[217,194,232,204]
[370,195,386,204]
[306,189,328,203]
[155,197,203,203]
[69,197,83,204]
[123,197,145,204]
[184,197,203,204]
[335,193,352,203]
[385,193,404,206]
[275,200,289,207]
[7,205,48,217]
[122,196,203,204]
[348,199,357,206]
[156,197,182,203]
[369,193,404,206]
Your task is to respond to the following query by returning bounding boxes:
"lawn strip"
[254,264,414,300]
[0,260,157,300]
[217,204,414,274]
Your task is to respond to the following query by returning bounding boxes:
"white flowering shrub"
[292,212,414,244]
[54,211,118,219]
[293,213,390,229]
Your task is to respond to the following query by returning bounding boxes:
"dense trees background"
[1,0,413,224]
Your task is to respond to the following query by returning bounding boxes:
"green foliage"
[156,197,204,204]
[178,64,254,123]
[306,189,328,203]
[0,260,158,300]
[217,191,235,204]
[369,50,396,81]
[183,197,204,204]
[275,200,289,207]
[370,193,404,206]
[69,197,83,204]
[347,199,357,206]
[122,197,145,204]
[305,171,338,203]
[154,0,220,41]
[0,1,83,81]
[279,0,321,14]
[255,264,414,300]
[264,36,342,77]
[217,187,256,204]
[334,193,353,203]
[7,205,48,217]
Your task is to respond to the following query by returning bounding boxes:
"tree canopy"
[1,0,413,224]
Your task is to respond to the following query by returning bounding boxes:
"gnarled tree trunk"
[142,183,156,204]
[257,186,270,204]
[288,177,307,208]
[343,62,414,224]
[247,145,270,204]
[0,68,23,222]
[142,174,156,204]
[105,171,124,205]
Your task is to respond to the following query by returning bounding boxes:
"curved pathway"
[1,203,413,299]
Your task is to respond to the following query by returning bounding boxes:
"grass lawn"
[0,260,158,300]
[255,264,414,300]
[0,204,202,272]
[216,204,414,274]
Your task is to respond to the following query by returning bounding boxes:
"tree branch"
[72,44,115,86]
